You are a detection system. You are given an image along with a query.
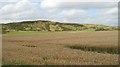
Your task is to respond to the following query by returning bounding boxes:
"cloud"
[0,0,118,26]
[105,7,118,15]
[0,0,39,15]
[0,0,45,23]
[50,9,89,23]
[40,0,118,26]
[0,2,7,9]
[97,7,118,20]
[79,7,118,26]
[41,0,117,9]
[0,0,20,2]
[0,0,119,2]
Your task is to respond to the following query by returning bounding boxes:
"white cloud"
[0,0,39,15]
[56,9,89,23]
[105,7,118,15]
[82,7,118,26]
[97,7,118,19]
[0,0,42,23]
[0,0,118,26]
[40,0,119,3]
[0,0,20,2]
[41,0,117,9]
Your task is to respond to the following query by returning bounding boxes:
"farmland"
[2,31,118,65]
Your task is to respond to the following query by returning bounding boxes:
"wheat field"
[2,31,118,65]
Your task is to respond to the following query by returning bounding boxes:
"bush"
[95,27,105,31]
[2,30,10,34]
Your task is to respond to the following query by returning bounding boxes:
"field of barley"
[2,31,118,65]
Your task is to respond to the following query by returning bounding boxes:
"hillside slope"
[1,20,118,32]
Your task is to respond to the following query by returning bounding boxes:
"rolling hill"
[1,20,119,33]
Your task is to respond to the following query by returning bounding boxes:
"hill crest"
[1,20,118,32]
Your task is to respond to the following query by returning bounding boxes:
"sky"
[0,0,119,26]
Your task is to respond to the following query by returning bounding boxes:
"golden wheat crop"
[2,31,118,65]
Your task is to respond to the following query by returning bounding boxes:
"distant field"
[2,31,118,65]
[3,31,97,35]
[3,31,55,35]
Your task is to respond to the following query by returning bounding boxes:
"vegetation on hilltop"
[1,20,119,34]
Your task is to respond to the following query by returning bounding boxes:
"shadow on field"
[66,45,119,54]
